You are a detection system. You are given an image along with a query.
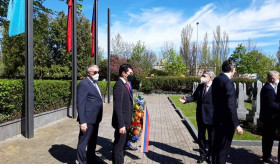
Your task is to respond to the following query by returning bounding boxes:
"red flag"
[91,3,95,57]
[66,0,72,53]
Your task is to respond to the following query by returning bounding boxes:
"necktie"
[126,82,130,92]
[93,82,101,97]
[203,85,208,97]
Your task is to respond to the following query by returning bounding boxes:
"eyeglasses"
[90,71,99,75]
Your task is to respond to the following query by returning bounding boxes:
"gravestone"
[237,82,249,120]
[193,82,199,94]
[253,80,262,125]
[243,83,248,100]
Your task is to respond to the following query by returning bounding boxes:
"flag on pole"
[66,0,72,53]
[7,0,25,37]
[140,106,150,152]
[91,2,95,57]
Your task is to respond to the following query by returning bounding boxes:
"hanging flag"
[91,2,95,57]
[66,0,73,53]
[140,106,150,153]
[7,0,25,37]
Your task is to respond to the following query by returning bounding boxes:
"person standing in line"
[260,71,280,163]
[112,64,134,164]
[211,59,243,164]
[124,78,138,151]
[180,69,215,164]
[76,65,103,164]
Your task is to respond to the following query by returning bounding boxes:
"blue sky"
[44,0,280,57]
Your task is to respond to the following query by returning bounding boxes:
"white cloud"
[98,0,280,55]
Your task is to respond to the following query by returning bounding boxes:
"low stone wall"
[0,107,69,141]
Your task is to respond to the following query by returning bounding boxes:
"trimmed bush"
[140,76,200,93]
[0,79,115,123]
[232,78,257,84]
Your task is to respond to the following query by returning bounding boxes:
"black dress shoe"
[263,157,275,164]
[125,145,138,151]
[197,156,206,163]
[207,156,213,164]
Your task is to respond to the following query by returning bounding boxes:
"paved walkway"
[0,95,278,164]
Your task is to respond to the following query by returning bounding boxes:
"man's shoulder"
[113,78,123,88]
[213,73,225,83]
[79,78,89,85]
[261,82,272,91]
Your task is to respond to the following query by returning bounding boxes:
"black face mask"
[127,74,133,81]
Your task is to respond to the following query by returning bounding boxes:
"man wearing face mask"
[180,69,215,164]
[76,64,103,164]
[211,59,243,164]
[260,71,280,164]
[124,75,139,151]
[112,64,134,164]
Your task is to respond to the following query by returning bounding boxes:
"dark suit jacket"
[260,82,280,123]
[77,77,103,124]
[212,73,239,128]
[185,83,214,125]
[112,78,133,129]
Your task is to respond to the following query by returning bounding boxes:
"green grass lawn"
[170,96,196,117]
[244,102,252,110]
[170,96,261,140]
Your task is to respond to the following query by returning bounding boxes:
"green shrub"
[0,61,4,76]
[139,79,153,93]
[139,76,200,93]
[99,81,116,99]
[0,79,115,123]
[232,78,257,84]
[150,69,168,76]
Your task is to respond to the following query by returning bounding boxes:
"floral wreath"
[128,95,146,142]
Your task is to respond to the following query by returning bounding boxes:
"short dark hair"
[119,64,132,77]
[222,59,236,72]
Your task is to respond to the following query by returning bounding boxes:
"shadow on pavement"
[227,147,263,164]
[49,144,77,164]
[143,141,199,163]
[49,136,113,164]
[96,136,113,161]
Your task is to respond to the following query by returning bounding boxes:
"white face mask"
[275,79,279,86]
[200,77,208,84]
[92,73,99,81]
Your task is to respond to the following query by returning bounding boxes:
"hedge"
[0,79,115,123]
[139,76,265,94]
[140,76,200,93]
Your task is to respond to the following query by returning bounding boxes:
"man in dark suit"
[124,80,138,151]
[76,65,103,164]
[112,64,134,164]
[260,71,280,163]
[212,59,243,164]
[180,69,215,164]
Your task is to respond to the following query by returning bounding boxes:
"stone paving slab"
[0,94,278,164]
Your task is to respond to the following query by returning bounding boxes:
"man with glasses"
[76,64,103,164]
[180,69,215,164]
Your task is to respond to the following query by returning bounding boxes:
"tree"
[130,41,156,75]
[277,48,280,65]
[162,45,186,76]
[230,44,276,78]
[180,25,195,75]
[200,32,211,68]
[111,33,133,59]
[212,26,229,74]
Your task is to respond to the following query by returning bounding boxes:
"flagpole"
[25,0,34,138]
[107,8,111,103]
[72,0,77,119]
[94,0,98,65]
